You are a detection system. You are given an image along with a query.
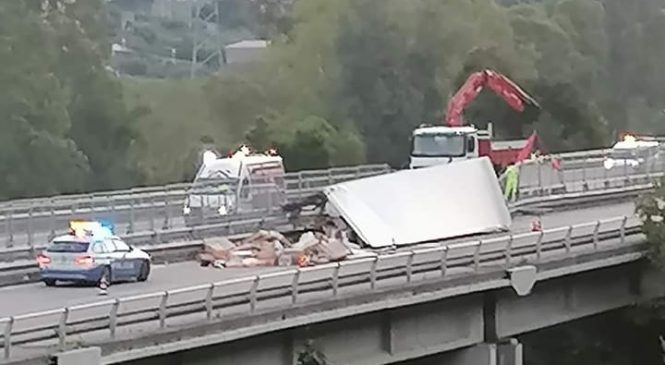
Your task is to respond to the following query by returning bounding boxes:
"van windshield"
[48,241,90,253]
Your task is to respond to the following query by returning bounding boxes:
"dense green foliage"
[0,0,142,200]
[202,0,665,169]
[637,175,665,267]
[3,0,665,195]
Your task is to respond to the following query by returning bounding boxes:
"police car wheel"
[137,261,150,282]
[43,279,56,287]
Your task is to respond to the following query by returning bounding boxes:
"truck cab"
[409,124,528,172]
[409,125,487,169]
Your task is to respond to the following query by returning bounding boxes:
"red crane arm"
[445,70,540,127]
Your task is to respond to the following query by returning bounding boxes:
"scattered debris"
[197,217,363,268]
[531,217,542,232]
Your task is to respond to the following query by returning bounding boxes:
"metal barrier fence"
[0,148,611,214]
[0,165,392,249]
[0,165,393,210]
[2,152,662,256]
[0,214,643,360]
[503,148,665,198]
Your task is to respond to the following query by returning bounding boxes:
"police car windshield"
[48,241,89,253]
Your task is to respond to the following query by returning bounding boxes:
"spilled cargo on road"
[197,157,511,268]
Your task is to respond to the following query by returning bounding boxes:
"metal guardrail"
[0,163,659,267]
[0,165,392,249]
[1,150,661,264]
[503,147,665,197]
[0,165,392,210]
[0,214,643,360]
[0,148,611,214]
[0,149,639,249]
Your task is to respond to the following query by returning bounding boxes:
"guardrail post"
[620,216,628,244]
[582,159,588,191]
[3,317,13,359]
[297,173,303,198]
[109,196,116,222]
[332,263,340,296]
[162,188,170,230]
[292,270,300,305]
[6,208,13,248]
[49,199,56,239]
[370,257,379,290]
[505,235,514,268]
[603,157,609,188]
[58,308,69,350]
[537,160,543,195]
[593,221,601,250]
[27,204,34,248]
[149,196,156,232]
[109,299,120,338]
[536,231,544,262]
[440,247,448,277]
[89,195,95,219]
[159,292,169,328]
[205,284,214,320]
[127,198,135,234]
[565,226,573,254]
[473,241,482,271]
[249,276,260,313]
[406,251,415,283]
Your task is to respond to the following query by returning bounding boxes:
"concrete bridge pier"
[443,338,522,365]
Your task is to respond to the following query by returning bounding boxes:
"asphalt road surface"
[0,200,635,318]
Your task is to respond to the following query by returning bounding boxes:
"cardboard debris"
[198,224,357,268]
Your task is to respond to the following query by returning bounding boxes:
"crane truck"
[409,69,542,172]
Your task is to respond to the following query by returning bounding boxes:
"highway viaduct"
[18,232,662,365]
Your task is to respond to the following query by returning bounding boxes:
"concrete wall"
[123,294,485,365]
[491,264,643,339]
[56,257,665,365]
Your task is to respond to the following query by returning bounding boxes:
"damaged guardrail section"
[0,215,643,360]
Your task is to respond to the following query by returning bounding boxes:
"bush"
[636,175,665,268]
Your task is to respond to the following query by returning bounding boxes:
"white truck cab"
[183,147,287,225]
[409,125,485,169]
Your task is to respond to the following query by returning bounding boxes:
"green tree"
[204,71,269,140]
[49,0,144,190]
[0,0,91,199]
[272,115,364,171]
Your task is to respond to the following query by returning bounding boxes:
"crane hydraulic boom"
[445,69,540,127]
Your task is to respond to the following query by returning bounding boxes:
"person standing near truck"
[503,163,520,202]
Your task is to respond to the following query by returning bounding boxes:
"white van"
[183,147,287,226]
[603,136,661,171]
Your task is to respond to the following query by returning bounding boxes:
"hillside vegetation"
[2,0,665,194]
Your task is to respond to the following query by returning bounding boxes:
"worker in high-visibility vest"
[504,163,520,202]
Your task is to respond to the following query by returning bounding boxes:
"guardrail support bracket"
[507,265,537,296]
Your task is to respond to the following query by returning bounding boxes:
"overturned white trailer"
[323,157,511,248]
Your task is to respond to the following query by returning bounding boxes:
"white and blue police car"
[37,221,151,287]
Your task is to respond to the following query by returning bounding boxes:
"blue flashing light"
[98,219,115,234]
[69,220,115,239]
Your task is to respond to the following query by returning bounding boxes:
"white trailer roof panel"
[324,157,511,248]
